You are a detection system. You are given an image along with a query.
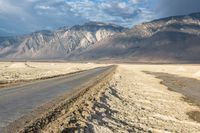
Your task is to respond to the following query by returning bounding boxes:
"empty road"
[0,66,112,130]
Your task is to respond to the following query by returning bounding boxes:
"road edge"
[2,65,117,133]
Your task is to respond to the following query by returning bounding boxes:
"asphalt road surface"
[0,66,112,129]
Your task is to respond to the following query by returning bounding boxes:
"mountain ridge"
[0,13,200,63]
[69,12,200,63]
[0,22,125,59]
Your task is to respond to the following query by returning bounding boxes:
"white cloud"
[0,1,22,14]
[129,0,147,4]
[62,0,153,27]
[0,0,155,36]
[118,2,127,9]
[35,5,52,10]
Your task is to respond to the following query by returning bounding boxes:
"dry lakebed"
[0,62,200,133]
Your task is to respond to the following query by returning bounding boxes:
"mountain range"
[0,13,200,63]
[0,22,125,59]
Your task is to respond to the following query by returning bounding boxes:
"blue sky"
[0,0,200,36]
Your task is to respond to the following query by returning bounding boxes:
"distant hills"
[0,13,200,63]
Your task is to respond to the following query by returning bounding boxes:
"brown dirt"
[187,111,200,123]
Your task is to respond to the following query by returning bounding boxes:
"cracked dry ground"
[43,65,200,133]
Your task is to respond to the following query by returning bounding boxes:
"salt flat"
[42,64,200,133]
[91,64,200,132]
[0,62,107,84]
[1,63,200,133]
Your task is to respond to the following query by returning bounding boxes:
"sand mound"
[8,63,28,68]
[176,67,186,72]
[193,71,200,78]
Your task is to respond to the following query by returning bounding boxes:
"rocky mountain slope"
[0,13,200,62]
[0,22,125,59]
[71,13,200,63]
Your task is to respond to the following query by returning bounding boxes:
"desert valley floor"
[0,62,200,133]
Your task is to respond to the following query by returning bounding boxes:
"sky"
[0,0,200,36]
